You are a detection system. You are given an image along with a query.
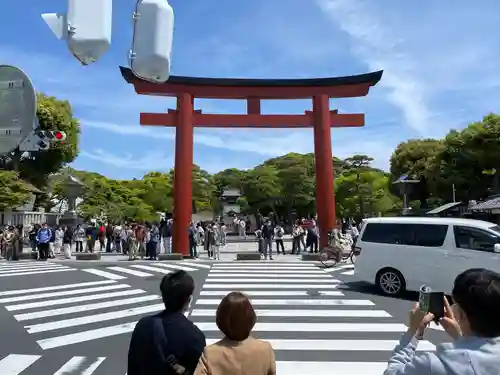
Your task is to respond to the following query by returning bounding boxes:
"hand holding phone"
[419,286,445,321]
[440,297,462,340]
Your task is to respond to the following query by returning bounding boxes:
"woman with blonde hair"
[194,292,276,375]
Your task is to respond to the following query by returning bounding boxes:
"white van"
[354,217,500,295]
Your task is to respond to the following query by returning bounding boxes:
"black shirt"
[261,225,273,240]
[128,310,206,375]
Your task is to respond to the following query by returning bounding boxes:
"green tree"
[241,165,281,214]
[437,113,500,201]
[140,172,173,213]
[389,139,444,207]
[21,94,80,187]
[0,171,33,210]
[1,94,81,210]
[342,155,375,217]
[265,153,316,217]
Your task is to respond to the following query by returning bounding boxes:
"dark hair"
[216,292,256,341]
[160,271,195,312]
[452,268,500,337]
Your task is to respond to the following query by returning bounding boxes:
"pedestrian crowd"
[0,225,24,260]
[19,219,229,261]
[5,215,359,261]
[128,267,500,375]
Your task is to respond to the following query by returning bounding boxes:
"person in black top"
[128,270,206,375]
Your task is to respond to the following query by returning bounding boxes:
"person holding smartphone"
[384,268,500,375]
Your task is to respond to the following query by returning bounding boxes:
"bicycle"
[319,231,358,268]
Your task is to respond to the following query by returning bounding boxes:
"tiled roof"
[471,197,500,211]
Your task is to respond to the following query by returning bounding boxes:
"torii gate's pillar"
[313,94,336,248]
[172,93,193,256]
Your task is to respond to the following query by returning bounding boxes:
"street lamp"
[392,174,420,215]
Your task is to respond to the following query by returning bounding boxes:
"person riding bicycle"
[326,230,343,263]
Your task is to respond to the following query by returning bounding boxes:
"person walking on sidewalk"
[36,223,52,260]
[62,226,73,259]
[274,224,285,255]
[73,224,85,252]
[261,220,274,260]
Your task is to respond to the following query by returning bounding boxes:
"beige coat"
[194,337,276,375]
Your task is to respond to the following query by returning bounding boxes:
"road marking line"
[107,266,153,277]
[195,298,373,306]
[0,354,40,374]
[276,361,387,375]
[54,356,106,375]
[205,338,435,351]
[0,268,75,277]
[14,295,160,321]
[5,289,146,311]
[0,284,130,304]
[25,303,165,333]
[130,265,172,274]
[196,322,408,332]
[0,280,116,297]
[179,261,212,269]
[152,263,198,272]
[202,283,340,289]
[192,309,391,317]
[82,268,127,280]
[199,290,345,296]
[205,278,339,283]
[207,273,329,277]
[37,321,138,350]
[208,269,324,274]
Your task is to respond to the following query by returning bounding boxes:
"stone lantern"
[59,175,84,227]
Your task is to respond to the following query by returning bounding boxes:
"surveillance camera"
[42,0,112,66]
[129,0,174,83]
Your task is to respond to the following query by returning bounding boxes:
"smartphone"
[419,286,445,320]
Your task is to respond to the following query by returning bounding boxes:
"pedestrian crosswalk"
[0,279,164,351]
[323,263,356,275]
[189,261,437,375]
[0,261,75,278]
[0,354,116,375]
[81,261,211,280]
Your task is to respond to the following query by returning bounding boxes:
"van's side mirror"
[494,243,500,253]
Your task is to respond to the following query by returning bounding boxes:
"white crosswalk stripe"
[323,263,355,274]
[0,354,123,375]
[81,261,211,280]
[0,261,75,277]
[0,279,164,352]
[190,261,437,375]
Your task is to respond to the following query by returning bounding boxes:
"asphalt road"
[0,259,450,374]
[0,260,210,375]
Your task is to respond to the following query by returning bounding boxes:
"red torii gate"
[120,67,383,255]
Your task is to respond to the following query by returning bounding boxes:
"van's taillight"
[354,246,362,255]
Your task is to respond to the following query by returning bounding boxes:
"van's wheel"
[376,268,406,296]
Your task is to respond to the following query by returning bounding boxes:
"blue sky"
[1,0,499,179]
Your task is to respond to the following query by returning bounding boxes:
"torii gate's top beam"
[120,66,383,99]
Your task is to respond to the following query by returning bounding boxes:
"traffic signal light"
[36,130,67,142]
[130,0,174,82]
[42,0,112,65]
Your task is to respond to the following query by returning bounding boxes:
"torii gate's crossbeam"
[140,110,365,128]
[120,67,383,255]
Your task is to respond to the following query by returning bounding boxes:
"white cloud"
[81,119,314,156]
[80,149,173,171]
[316,0,500,136]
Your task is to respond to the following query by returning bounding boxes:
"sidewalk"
[23,240,304,262]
